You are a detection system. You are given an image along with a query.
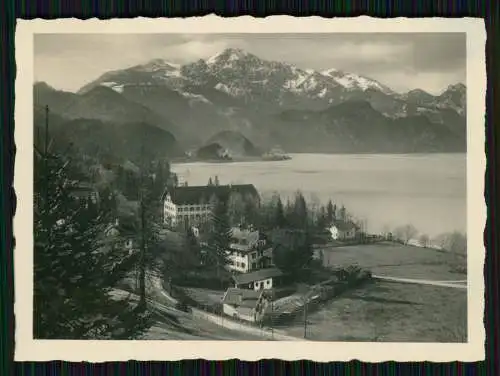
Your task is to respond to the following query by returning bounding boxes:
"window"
[251,253,256,259]
[266,280,270,286]
[241,263,246,269]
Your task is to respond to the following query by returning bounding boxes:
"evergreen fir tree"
[292,192,308,229]
[316,206,328,230]
[339,205,347,221]
[326,200,335,224]
[185,226,202,265]
[208,199,232,276]
[274,196,286,228]
[272,228,313,277]
[34,152,151,339]
[227,192,246,226]
[136,165,164,307]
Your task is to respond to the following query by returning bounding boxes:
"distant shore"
[172,155,292,164]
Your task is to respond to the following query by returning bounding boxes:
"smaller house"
[328,221,359,241]
[233,267,284,291]
[221,288,268,323]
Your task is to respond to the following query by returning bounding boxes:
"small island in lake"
[175,131,292,163]
[261,146,292,161]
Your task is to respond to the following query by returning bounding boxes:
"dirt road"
[149,274,304,341]
[372,275,467,289]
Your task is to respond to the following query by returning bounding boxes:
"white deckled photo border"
[14,15,486,362]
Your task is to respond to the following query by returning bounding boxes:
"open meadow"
[282,280,467,342]
[280,241,467,342]
[320,241,466,280]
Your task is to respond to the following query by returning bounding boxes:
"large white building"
[161,184,259,228]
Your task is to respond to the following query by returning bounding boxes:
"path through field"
[372,275,467,289]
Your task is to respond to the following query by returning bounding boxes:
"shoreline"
[172,156,293,165]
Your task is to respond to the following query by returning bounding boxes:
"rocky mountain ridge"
[34,47,467,154]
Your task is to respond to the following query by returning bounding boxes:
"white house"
[161,184,259,228]
[221,288,268,323]
[328,221,359,241]
[232,267,284,291]
[226,227,267,273]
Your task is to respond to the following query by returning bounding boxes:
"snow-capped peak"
[321,68,339,77]
[320,68,393,94]
[134,59,181,72]
[206,48,250,65]
[206,51,223,65]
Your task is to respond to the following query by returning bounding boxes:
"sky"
[34,33,466,95]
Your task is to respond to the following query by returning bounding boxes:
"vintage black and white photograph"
[15,17,485,362]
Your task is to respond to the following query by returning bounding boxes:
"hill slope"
[33,108,183,165]
[273,101,465,153]
[205,130,260,157]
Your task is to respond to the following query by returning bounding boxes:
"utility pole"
[271,289,274,340]
[43,105,50,209]
[44,105,49,158]
[303,297,308,339]
[139,141,147,309]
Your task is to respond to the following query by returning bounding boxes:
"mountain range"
[34,47,467,156]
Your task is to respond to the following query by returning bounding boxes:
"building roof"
[222,288,263,308]
[229,227,265,252]
[161,184,259,205]
[331,220,358,231]
[233,267,283,285]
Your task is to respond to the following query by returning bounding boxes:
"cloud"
[371,71,466,95]
[161,39,233,63]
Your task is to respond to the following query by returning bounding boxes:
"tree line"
[175,186,353,282]
[386,223,467,254]
[34,146,154,339]
[33,108,188,339]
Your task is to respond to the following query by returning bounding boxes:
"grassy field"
[320,241,466,280]
[281,242,468,342]
[147,241,468,341]
[182,287,226,306]
[282,279,467,342]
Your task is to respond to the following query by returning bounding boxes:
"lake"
[171,153,466,237]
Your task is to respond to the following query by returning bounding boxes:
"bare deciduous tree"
[394,224,418,245]
[419,233,430,248]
